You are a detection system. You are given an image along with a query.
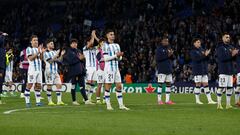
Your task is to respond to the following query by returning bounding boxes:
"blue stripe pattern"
[105,96,110,98]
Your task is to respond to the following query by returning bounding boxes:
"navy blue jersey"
[155,45,173,74]
[0,36,6,70]
[216,43,235,75]
[190,47,208,75]
[63,47,85,79]
[235,45,240,73]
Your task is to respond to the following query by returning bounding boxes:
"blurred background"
[0,0,239,83]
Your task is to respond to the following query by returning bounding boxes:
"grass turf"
[0,93,240,135]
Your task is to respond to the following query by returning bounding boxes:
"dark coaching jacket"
[216,42,235,75]
[155,44,173,74]
[0,35,6,70]
[190,47,208,75]
[63,47,86,80]
[235,45,240,74]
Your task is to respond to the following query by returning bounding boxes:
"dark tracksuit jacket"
[190,47,208,76]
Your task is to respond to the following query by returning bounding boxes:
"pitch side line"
[3,102,215,114]
[3,106,76,114]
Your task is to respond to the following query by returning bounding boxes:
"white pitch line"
[3,106,75,114]
[3,103,234,114]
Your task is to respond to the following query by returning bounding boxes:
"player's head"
[97,38,105,48]
[45,39,54,50]
[70,38,78,49]
[222,32,231,44]
[161,36,169,46]
[192,38,201,48]
[105,29,115,43]
[30,35,38,48]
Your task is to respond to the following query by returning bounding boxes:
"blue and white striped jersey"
[26,47,42,72]
[83,46,97,68]
[102,42,121,72]
[43,50,58,73]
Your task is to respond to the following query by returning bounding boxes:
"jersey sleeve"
[44,52,51,61]
[26,47,32,57]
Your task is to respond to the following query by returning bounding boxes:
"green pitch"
[0,93,239,135]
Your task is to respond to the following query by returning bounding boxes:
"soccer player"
[19,48,29,98]
[63,39,94,105]
[96,38,105,104]
[0,32,8,104]
[2,48,17,97]
[234,39,240,106]
[102,29,129,110]
[83,31,98,101]
[190,38,216,104]
[24,35,46,107]
[43,39,65,106]
[155,36,175,105]
[216,33,238,109]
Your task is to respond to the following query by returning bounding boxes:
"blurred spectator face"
[70,42,78,49]
[98,40,104,48]
[161,38,169,46]
[31,37,38,48]
[106,32,115,42]
[47,41,54,50]
[222,34,230,44]
[193,40,201,48]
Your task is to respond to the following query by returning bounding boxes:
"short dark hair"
[99,38,105,43]
[105,29,114,35]
[222,32,230,38]
[86,36,92,42]
[70,38,78,44]
[45,38,53,45]
[30,35,38,41]
[192,38,201,45]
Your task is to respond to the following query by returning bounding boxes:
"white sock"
[35,90,41,103]
[56,89,62,103]
[47,89,52,103]
[217,88,223,105]
[194,86,201,102]
[226,88,233,106]
[157,84,162,102]
[165,86,171,102]
[235,87,240,104]
[24,88,30,103]
[85,83,91,96]
[204,86,212,102]
[104,90,111,107]
[88,86,94,100]
[116,90,124,107]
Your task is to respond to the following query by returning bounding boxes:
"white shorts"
[96,70,105,84]
[194,75,208,83]
[104,70,121,83]
[237,73,240,85]
[45,71,61,85]
[157,74,173,83]
[218,74,233,87]
[86,67,97,81]
[27,71,42,84]
[4,72,12,82]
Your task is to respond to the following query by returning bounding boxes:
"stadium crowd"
[0,0,240,83]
